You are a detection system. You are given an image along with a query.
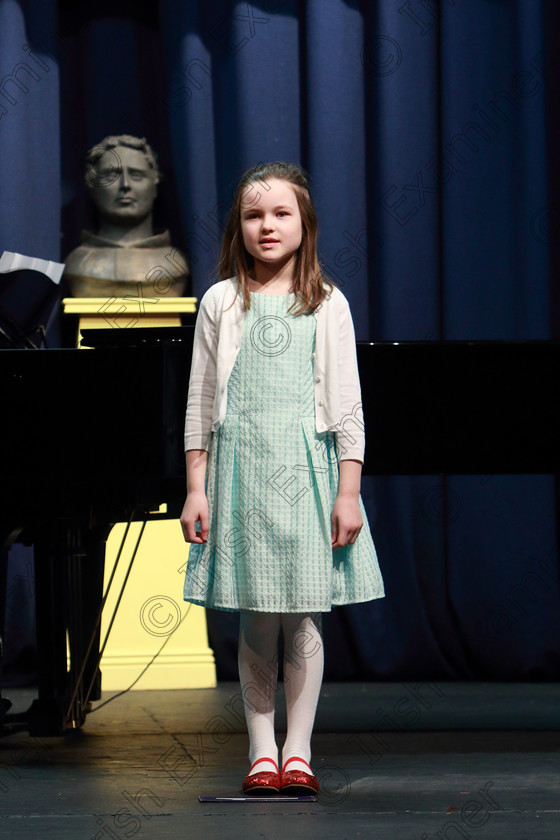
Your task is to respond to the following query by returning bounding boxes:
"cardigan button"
[318,400,324,407]
[315,376,321,383]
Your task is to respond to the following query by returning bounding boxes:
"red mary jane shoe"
[241,758,281,795]
[280,757,320,795]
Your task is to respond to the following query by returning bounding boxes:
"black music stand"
[0,266,61,349]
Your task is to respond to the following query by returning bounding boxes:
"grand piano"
[0,326,195,734]
[2,328,560,734]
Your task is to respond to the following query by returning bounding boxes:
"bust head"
[85,135,160,231]
[63,134,189,300]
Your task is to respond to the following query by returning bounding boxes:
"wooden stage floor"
[1,682,560,839]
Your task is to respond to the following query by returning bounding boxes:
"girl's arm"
[184,286,218,452]
[180,449,209,543]
[330,293,366,548]
[181,285,219,543]
[334,293,365,464]
[331,458,363,549]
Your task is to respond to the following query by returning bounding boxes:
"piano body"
[357,340,560,475]
[2,332,560,734]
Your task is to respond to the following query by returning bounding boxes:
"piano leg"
[29,526,70,735]
[0,514,111,735]
[64,522,109,726]
[29,519,109,735]
[78,523,110,704]
[0,538,12,726]
[0,527,31,731]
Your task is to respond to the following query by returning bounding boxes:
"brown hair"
[218,161,335,315]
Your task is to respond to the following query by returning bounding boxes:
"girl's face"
[240,178,303,272]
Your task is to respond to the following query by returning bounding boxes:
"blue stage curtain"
[54,6,184,276]
[158,0,560,680]
[0,0,61,344]
[2,0,559,681]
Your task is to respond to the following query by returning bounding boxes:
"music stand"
[0,252,64,349]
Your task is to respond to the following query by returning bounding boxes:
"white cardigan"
[184,278,366,462]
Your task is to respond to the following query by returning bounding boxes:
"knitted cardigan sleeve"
[333,290,365,464]
[184,285,219,452]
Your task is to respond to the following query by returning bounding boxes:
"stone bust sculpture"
[64,135,189,298]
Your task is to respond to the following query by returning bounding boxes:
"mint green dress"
[183,291,384,612]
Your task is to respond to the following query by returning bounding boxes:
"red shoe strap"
[281,756,312,774]
[248,757,279,774]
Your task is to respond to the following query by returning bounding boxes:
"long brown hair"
[218,161,335,315]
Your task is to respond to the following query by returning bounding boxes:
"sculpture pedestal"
[100,520,216,690]
[62,295,217,690]
[61,296,197,346]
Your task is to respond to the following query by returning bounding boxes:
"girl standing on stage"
[180,161,384,795]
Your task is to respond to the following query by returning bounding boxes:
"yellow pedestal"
[100,519,216,690]
[61,296,197,346]
[62,295,217,690]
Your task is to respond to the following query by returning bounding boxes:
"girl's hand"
[331,495,363,550]
[180,491,209,543]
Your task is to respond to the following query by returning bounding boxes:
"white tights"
[238,610,324,776]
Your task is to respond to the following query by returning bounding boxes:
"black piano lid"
[80,326,194,349]
[1,329,195,514]
[3,337,559,478]
[356,340,560,474]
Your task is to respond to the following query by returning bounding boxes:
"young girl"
[180,161,384,795]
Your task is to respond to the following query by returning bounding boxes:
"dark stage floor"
[1,682,560,839]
